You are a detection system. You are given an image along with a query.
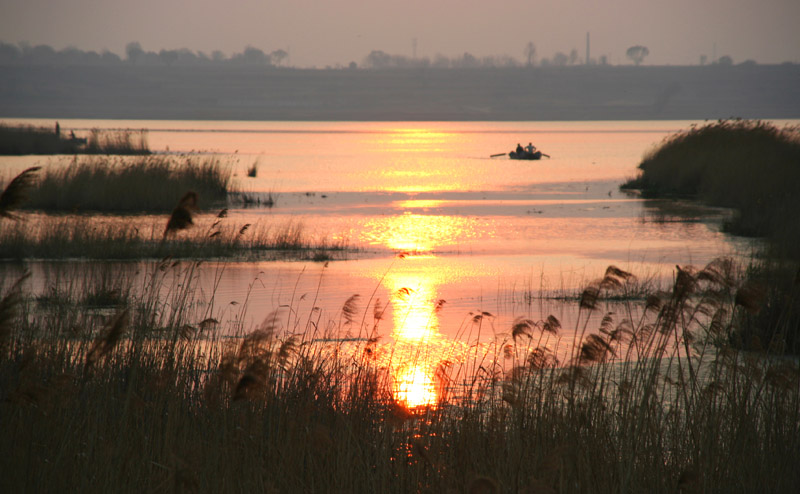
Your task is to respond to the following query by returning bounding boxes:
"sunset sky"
[2,0,798,67]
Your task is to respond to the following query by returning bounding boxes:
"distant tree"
[717,55,733,66]
[176,48,198,64]
[458,52,479,68]
[738,59,757,67]
[365,50,391,68]
[348,61,357,70]
[552,52,569,66]
[0,42,21,61]
[569,48,579,65]
[211,50,226,62]
[432,54,450,68]
[101,50,121,64]
[599,55,609,65]
[159,49,179,66]
[270,49,288,66]
[126,42,144,64]
[238,46,269,65]
[524,41,536,66]
[626,45,649,65]
[27,44,57,63]
[700,54,708,66]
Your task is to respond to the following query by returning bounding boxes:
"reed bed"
[83,128,150,155]
[621,119,800,246]
[0,124,151,155]
[1,259,798,493]
[621,119,800,354]
[0,215,349,261]
[18,155,231,213]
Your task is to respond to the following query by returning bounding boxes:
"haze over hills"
[2,62,798,121]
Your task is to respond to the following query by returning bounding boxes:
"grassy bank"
[621,119,800,353]
[17,155,231,213]
[1,260,798,492]
[0,123,150,155]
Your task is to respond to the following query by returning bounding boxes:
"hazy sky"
[2,0,798,67]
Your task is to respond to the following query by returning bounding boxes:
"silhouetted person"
[516,143,524,154]
[525,142,537,154]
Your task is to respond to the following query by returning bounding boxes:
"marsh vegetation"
[0,123,150,156]
[1,258,798,493]
[622,119,800,354]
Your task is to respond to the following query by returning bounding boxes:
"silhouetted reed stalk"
[1,259,798,492]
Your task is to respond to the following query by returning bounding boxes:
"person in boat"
[525,142,537,154]
[515,143,524,155]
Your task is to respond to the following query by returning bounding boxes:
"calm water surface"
[2,119,769,406]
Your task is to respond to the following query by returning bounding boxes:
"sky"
[1,0,799,67]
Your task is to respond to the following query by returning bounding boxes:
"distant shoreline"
[2,64,799,122]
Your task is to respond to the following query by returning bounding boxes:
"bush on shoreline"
[621,119,800,241]
[621,119,800,353]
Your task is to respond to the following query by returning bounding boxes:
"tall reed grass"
[83,128,150,155]
[22,155,231,212]
[0,124,151,155]
[621,119,800,244]
[622,119,800,354]
[0,215,349,261]
[1,259,798,492]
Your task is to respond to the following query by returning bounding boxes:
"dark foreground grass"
[0,123,150,155]
[1,260,798,493]
[21,155,231,213]
[622,119,800,354]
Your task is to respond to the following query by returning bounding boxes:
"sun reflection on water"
[361,212,478,253]
[377,257,465,408]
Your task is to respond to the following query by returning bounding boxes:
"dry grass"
[1,259,798,493]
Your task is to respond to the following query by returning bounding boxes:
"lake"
[1,118,770,405]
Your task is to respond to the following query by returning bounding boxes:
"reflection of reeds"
[1,260,798,492]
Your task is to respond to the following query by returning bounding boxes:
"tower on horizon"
[586,32,590,65]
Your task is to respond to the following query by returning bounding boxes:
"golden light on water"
[382,265,448,407]
[394,366,437,408]
[362,212,478,253]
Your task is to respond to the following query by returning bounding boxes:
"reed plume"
[0,166,41,219]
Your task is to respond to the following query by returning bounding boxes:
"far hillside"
[1,63,798,121]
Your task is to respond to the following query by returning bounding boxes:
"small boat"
[509,150,542,160]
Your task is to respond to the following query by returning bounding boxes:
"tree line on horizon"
[0,40,762,70]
